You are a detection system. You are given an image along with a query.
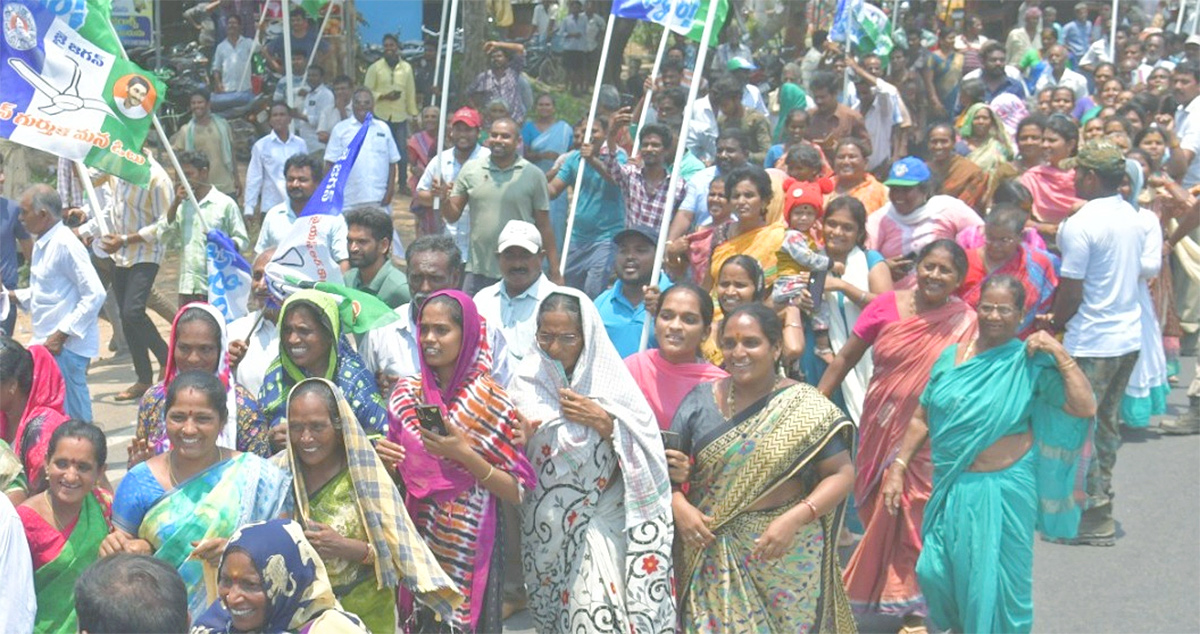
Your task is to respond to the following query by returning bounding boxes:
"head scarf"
[508,287,673,528]
[191,520,368,634]
[958,103,1013,152]
[1124,157,1145,206]
[12,344,68,490]
[990,92,1029,139]
[164,303,240,449]
[276,290,342,384]
[280,378,462,620]
[773,82,809,143]
[416,290,481,415]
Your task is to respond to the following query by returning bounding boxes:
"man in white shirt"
[288,63,335,155]
[1167,60,1200,187]
[847,55,909,174]
[360,234,514,393]
[415,107,488,264]
[726,56,771,117]
[211,13,255,94]
[532,0,558,44]
[0,495,35,634]
[244,102,308,220]
[474,220,559,361]
[253,153,349,271]
[324,88,400,208]
[10,185,106,421]
[229,249,280,396]
[1035,44,1090,100]
[318,75,355,145]
[1049,140,1143,546]
[1134,32,1176,84]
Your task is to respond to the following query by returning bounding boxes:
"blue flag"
[610,0,728,47]
[300,112,374,217]
[206,229,253,323]
[829,0,893,58]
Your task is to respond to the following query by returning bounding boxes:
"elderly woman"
[957,104,1013,174]
[818,240,977,630]
[18,421,111,633]
[899,276,1095,633]
[829,138,890,215]
[278,378,462,632]
[866,157,984,290]
[958,204,1059,338]
[625,283,728,429]
[191,520,370,633]
[105,371,290,617]
[385,290,534,632]
[672,303,856,632]
[0,338,69,492]
[927,123,988,211]
[259,290,388,443]
[511,288,676,633]
[134,304,269,463]
[1020,114,1083,241]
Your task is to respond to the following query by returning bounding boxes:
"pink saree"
[842,298,977,617]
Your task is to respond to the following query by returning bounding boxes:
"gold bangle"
[801,497,820,519]
[360,542,376,565]
[480,464,496,483]
[894,457,908,470]
[786,322,804,328]
[1058,359,1078,371]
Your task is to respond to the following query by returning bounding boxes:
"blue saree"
[914,339,1091,633]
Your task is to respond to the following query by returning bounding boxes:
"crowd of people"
[1,0,1200,633]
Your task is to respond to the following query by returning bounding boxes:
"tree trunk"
[606,17,637,86]
[459,1,488,100]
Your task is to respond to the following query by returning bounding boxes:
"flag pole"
[282,0,295,111]
[1109,0,1118,62]
[561,16,618,272]
[73,161,110,237]
[1178,0,1187,33]
[1194,0,1200,34]
[431,0,452,106]
[238,0,271,94]
[432,0,461,219]
[305,0,337,76]
[638,0,721,353]
[631,19,674,157]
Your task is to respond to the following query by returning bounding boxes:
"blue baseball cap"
[883,157,932,187]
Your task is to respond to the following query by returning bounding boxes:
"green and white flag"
[0,0,166,186]
[612,0,730,48]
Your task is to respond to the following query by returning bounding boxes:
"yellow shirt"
[363,58,418,123]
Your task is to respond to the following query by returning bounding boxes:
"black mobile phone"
[901,251,918,271]
[415,405,448,436]
[620,92,636,109]
[660,430,682,452]
[809,269,828,312]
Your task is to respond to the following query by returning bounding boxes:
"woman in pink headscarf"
[0,338,69,492]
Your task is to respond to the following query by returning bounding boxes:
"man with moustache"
[359,235,514,394]
[343,206,410,309]
[253,153,349,273]
[227,248,280,396]
[594,225,671,358]
[415,107,489,263]
[474,220,560,361]
[244,102,307,223]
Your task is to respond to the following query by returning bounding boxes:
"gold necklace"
[169,446,223,488]
[726,374,782,417]
[46,496,76,532]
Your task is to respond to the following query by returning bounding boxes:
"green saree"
[31,493,109,633]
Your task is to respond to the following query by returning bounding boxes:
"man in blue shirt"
[1061,2,1093,64]
[0,154,31,336]
[594,225,671,358]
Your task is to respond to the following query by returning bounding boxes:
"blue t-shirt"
[0,197,29,288]
[557,148,627,244]
[595,275,673,358]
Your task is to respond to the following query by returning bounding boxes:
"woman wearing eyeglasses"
[891,275,1095,633]
[958,204,1059,339]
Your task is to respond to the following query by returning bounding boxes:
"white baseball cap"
[497,220,542,254]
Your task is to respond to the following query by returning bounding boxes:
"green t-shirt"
[345,259,410,309]
[453,156,550,278]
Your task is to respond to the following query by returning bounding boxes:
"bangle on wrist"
[480,464,496,483]
[801,497,820,520]
[360,542,376,565]
[893,457,908,470]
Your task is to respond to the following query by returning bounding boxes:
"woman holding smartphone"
[384,290,535,633]
[509,288,676,634]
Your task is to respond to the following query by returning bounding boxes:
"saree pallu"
[523,119,574,249]
[1020,165,1083,225]
[522,430,676,634]
[960,245,1059,338]
[309,471,395,634]
[829,175,890,216]
[26,492,110,633]
[915,340,1090,633]
[934,155,988,212]
[0,439,27,495]
[679,384,857,633]
[1122,282,1170,427]
[624,349,729,430]
[842,299,976,617]
[123,453,290,617]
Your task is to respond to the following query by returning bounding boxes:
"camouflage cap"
[1064,139,1127,174]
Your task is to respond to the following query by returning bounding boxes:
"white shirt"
[325,117,400,207]
[254,200,350,260]
[1079,38,1113,68]
[292,84,335,153]
[474,274,559,360]
[858,78,906,170]
[685,96,719,163]
[1058,195,1144,357]
[212,36,256,93]
[418,145,490,263]
[1134,58,1176,85]
[0,496,35,634]
[533,3,557,39]
[586,12,606,51]
[14,222,106,358]
[1176,95,1200,187]
[742,84,770,118]
[227,311,279,397]
[561,13,588,52]
[1034,66,1090,100]
[244,131,307,216]
[360,302,516,386]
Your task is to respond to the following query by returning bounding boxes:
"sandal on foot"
[115,383,151,401]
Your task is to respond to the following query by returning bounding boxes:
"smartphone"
[660,430,683,452]
[620,92,636,109]
[809,270,828,312]
[900,251,918,272]
[415,405,448,436]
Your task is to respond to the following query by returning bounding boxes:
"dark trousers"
[114,263,168,384]
[388,120,409,187]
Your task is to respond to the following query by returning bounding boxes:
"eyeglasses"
[977,303,1017,317]
[536,332,581,346]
